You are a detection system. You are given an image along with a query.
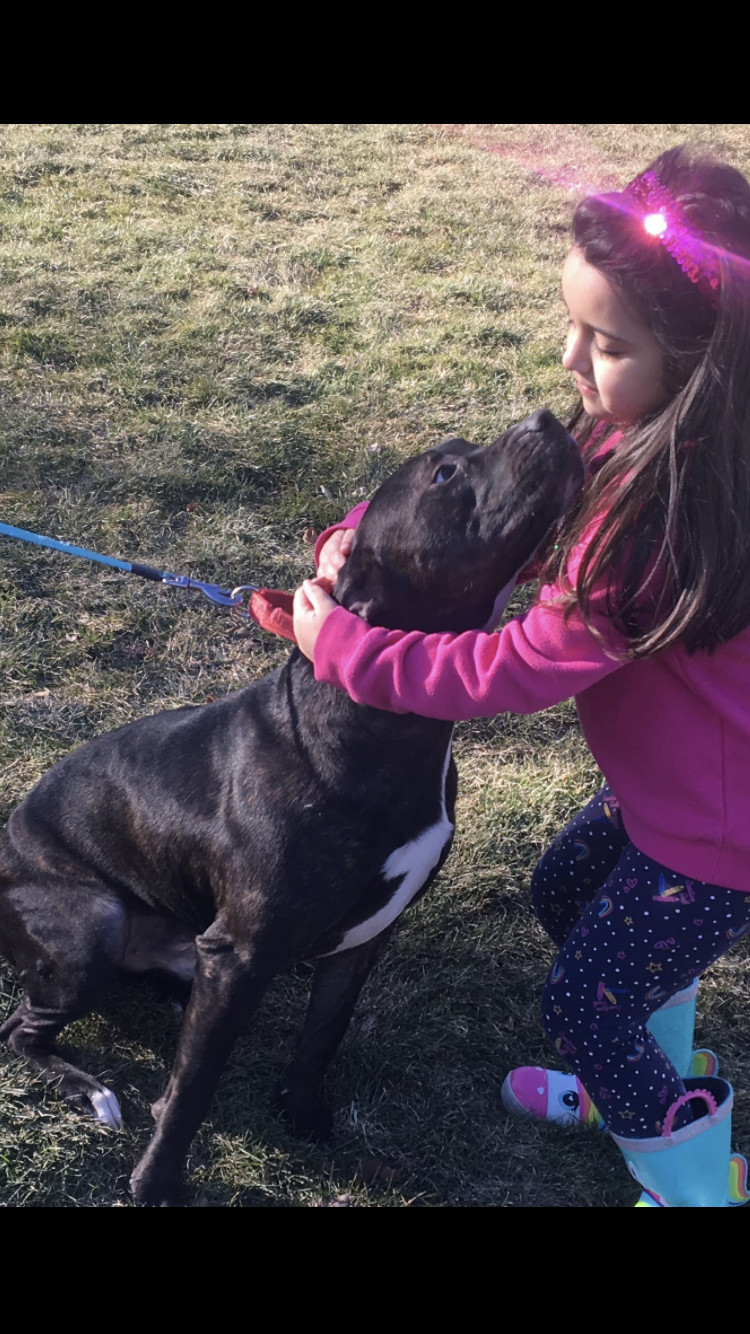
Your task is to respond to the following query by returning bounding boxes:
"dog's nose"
[523,407,560,434]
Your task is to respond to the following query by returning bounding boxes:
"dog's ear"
[335,558,393,625]
[347,596,377,622]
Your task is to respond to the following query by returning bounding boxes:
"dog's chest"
[322,744,454,955]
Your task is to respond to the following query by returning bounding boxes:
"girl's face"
[562,247,667,423]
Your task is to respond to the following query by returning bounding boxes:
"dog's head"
[334,408,584,634]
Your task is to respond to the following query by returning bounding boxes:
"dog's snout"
[523,407,559,434]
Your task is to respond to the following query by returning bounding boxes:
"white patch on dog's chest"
[323,743,454,956]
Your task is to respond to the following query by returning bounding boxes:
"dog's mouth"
[561,455,585,512]
[481,571,520,631]
[476,424,584,631]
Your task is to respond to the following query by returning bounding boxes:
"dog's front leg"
[279,927,395,1142]
[129,917,268,1207]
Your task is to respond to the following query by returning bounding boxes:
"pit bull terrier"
[0,408,583,1205]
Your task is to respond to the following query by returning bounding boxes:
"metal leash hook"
[157,579,297,643]
[230,583,260,606]
[160,572,251,609]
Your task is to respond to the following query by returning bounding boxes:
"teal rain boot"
[611,1077,749,1208]
[645,978,718,1079]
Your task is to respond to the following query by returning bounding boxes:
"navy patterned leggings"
[532,786,750,1138]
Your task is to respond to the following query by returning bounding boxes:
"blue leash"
[0,520,256,610]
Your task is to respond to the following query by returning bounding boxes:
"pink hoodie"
[312,504,750,893]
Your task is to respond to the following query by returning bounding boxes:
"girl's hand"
[316,528,354,582]
[293,578,337,661]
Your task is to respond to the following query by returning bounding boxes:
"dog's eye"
[432,463,457,485]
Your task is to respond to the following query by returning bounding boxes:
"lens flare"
[644,212,667,237]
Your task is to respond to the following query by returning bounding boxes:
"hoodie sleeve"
[312,576,626,721]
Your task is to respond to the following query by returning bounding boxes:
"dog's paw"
[278,1084,334,1144]
[129,1161,183,1207]
[89,1087,123,1131]
[48,1071,124,1130]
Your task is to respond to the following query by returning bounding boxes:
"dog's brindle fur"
[0,409,583,1205]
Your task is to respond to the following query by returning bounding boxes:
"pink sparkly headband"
[624,170,722,309]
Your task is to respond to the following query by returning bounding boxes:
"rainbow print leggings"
[531,785,750,1138]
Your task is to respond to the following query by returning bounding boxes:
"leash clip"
[161,573,247,608]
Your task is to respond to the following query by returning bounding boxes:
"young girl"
[292,145,750,1208]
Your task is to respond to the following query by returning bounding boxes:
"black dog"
[0,409,583,1205]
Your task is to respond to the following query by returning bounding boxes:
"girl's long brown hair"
[547,145,750,657]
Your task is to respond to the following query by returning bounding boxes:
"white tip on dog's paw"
[90,1087,123,1131]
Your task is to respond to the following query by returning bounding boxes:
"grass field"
[1,123,749,1207]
